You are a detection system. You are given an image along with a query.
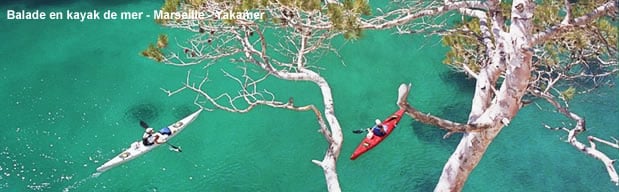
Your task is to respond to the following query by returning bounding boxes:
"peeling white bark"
[233,32,345,191]
[435,0,536,191]
[278,69,343,192]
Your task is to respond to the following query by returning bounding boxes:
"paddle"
[139,120,182,152]
[165,143,182,152]
[352,129,367,134]
[139,120,149,130]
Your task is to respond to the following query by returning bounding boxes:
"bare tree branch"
[535,90,619,185]
[154,2,346,190]
[561,0,573,25]
[589,136,619,149]
[396,83,489,138]
[361,1,487,30]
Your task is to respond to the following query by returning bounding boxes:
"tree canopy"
[142,0,618,191]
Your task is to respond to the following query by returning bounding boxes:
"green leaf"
[560,86,576,101]
[157,34,169,48]
[141,43,165,62]
[162,0,180,13]
[353,0,371,16]
[327,3,344,30]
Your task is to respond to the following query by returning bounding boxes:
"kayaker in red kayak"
[366,119,388,138]
[351,108,406,160]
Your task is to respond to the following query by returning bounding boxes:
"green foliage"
[156,0,181,24]
[157,34,169,48]
[571,0,611,18]
[442,18,485,73]
[326,1,369,40]
[141,44,165,62]
[533,0,561,26]
[162,0,181,13]
[343,28,362,40]
[342,0,371,16]
[354,0,371,16]
[597,18,618,48]
[560,86,576,101]
[499,2,511,20]
[279,0,292,6]
[154,0,371,40]
[185,0,204,8]
[210,0,321,11]
[303,0,321,12]
[150,0,373,67]
[241,0,256,10]
[443,0,617,81]
[327,4,345,30]
[531,0,617,87]
[441,1,517,72]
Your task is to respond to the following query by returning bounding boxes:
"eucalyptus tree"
[142,0,618,191]
[400,1,618,190]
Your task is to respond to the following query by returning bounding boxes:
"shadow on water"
[411,102,470,148]
[439,70,476,93]
[172,104,196,119]
[124,103,161,123]
[394,162,439,191]
[413,174,439,191]
[2,0,145,8]
[411,121,461,148]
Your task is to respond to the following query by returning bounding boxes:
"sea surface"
[1,1,618,191]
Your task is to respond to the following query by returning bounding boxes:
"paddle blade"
[168,144,182,152]
[352,130,364,134]
[139,120,149,129]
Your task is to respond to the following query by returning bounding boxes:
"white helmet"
[146,128,154,133]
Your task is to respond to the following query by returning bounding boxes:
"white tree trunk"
[274,69,343,192]
[435,0,535,191]
[310,73,343,192]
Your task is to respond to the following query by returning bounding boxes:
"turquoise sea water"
[1,1,618,191]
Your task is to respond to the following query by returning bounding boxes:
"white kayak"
[96,109,202,172]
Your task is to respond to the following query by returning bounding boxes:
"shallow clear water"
[1,1,618,191]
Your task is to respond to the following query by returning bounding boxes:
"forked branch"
[535,90,619,185]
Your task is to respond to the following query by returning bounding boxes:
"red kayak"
[350,108,406,160]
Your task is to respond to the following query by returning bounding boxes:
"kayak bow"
[96,109,202,172]
[350,108,406,160]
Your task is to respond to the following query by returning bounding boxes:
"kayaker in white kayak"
[142,128,166,146]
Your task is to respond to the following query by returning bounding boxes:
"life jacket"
[142,134,156,146]
[372,125,387,137]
